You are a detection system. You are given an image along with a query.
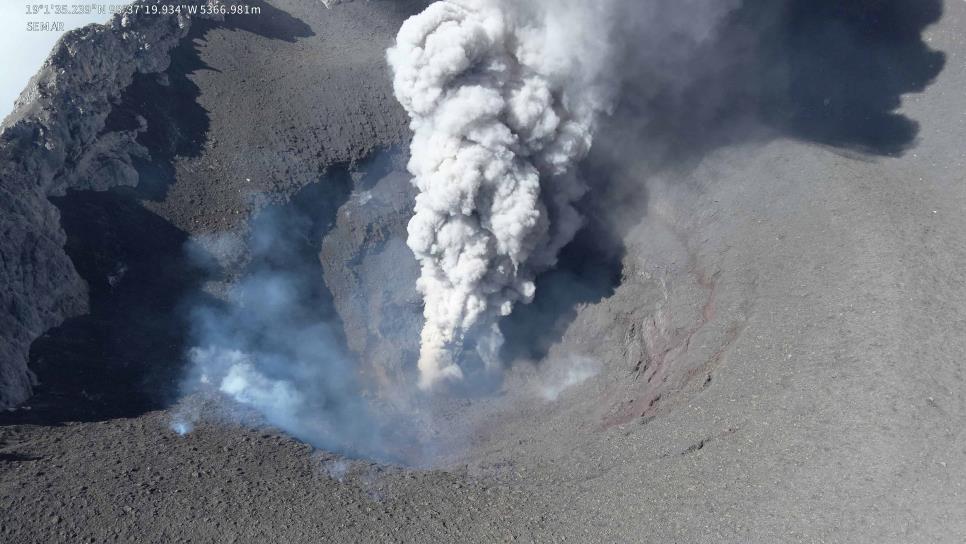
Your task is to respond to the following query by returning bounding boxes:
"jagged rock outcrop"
[0,3,199,409]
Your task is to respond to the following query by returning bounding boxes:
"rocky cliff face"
[0,4,197,409]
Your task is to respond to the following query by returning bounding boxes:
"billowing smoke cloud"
[387,0,618,389]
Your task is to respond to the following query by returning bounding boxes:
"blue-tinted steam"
[176,179,391,460]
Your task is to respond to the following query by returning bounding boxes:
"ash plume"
[387,0,617,389]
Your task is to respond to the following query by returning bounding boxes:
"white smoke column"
[387,0,615,388]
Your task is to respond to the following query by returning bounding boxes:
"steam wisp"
[176,203,390,460]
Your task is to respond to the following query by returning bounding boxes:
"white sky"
[0,4,112,121]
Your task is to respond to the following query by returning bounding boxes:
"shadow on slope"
[104,22,213,202]
[105,1,314,203]
[762,0,946,156]
[219,0,315,43]
[0,189,215,425]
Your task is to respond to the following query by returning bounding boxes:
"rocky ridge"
[0,3,207,409]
